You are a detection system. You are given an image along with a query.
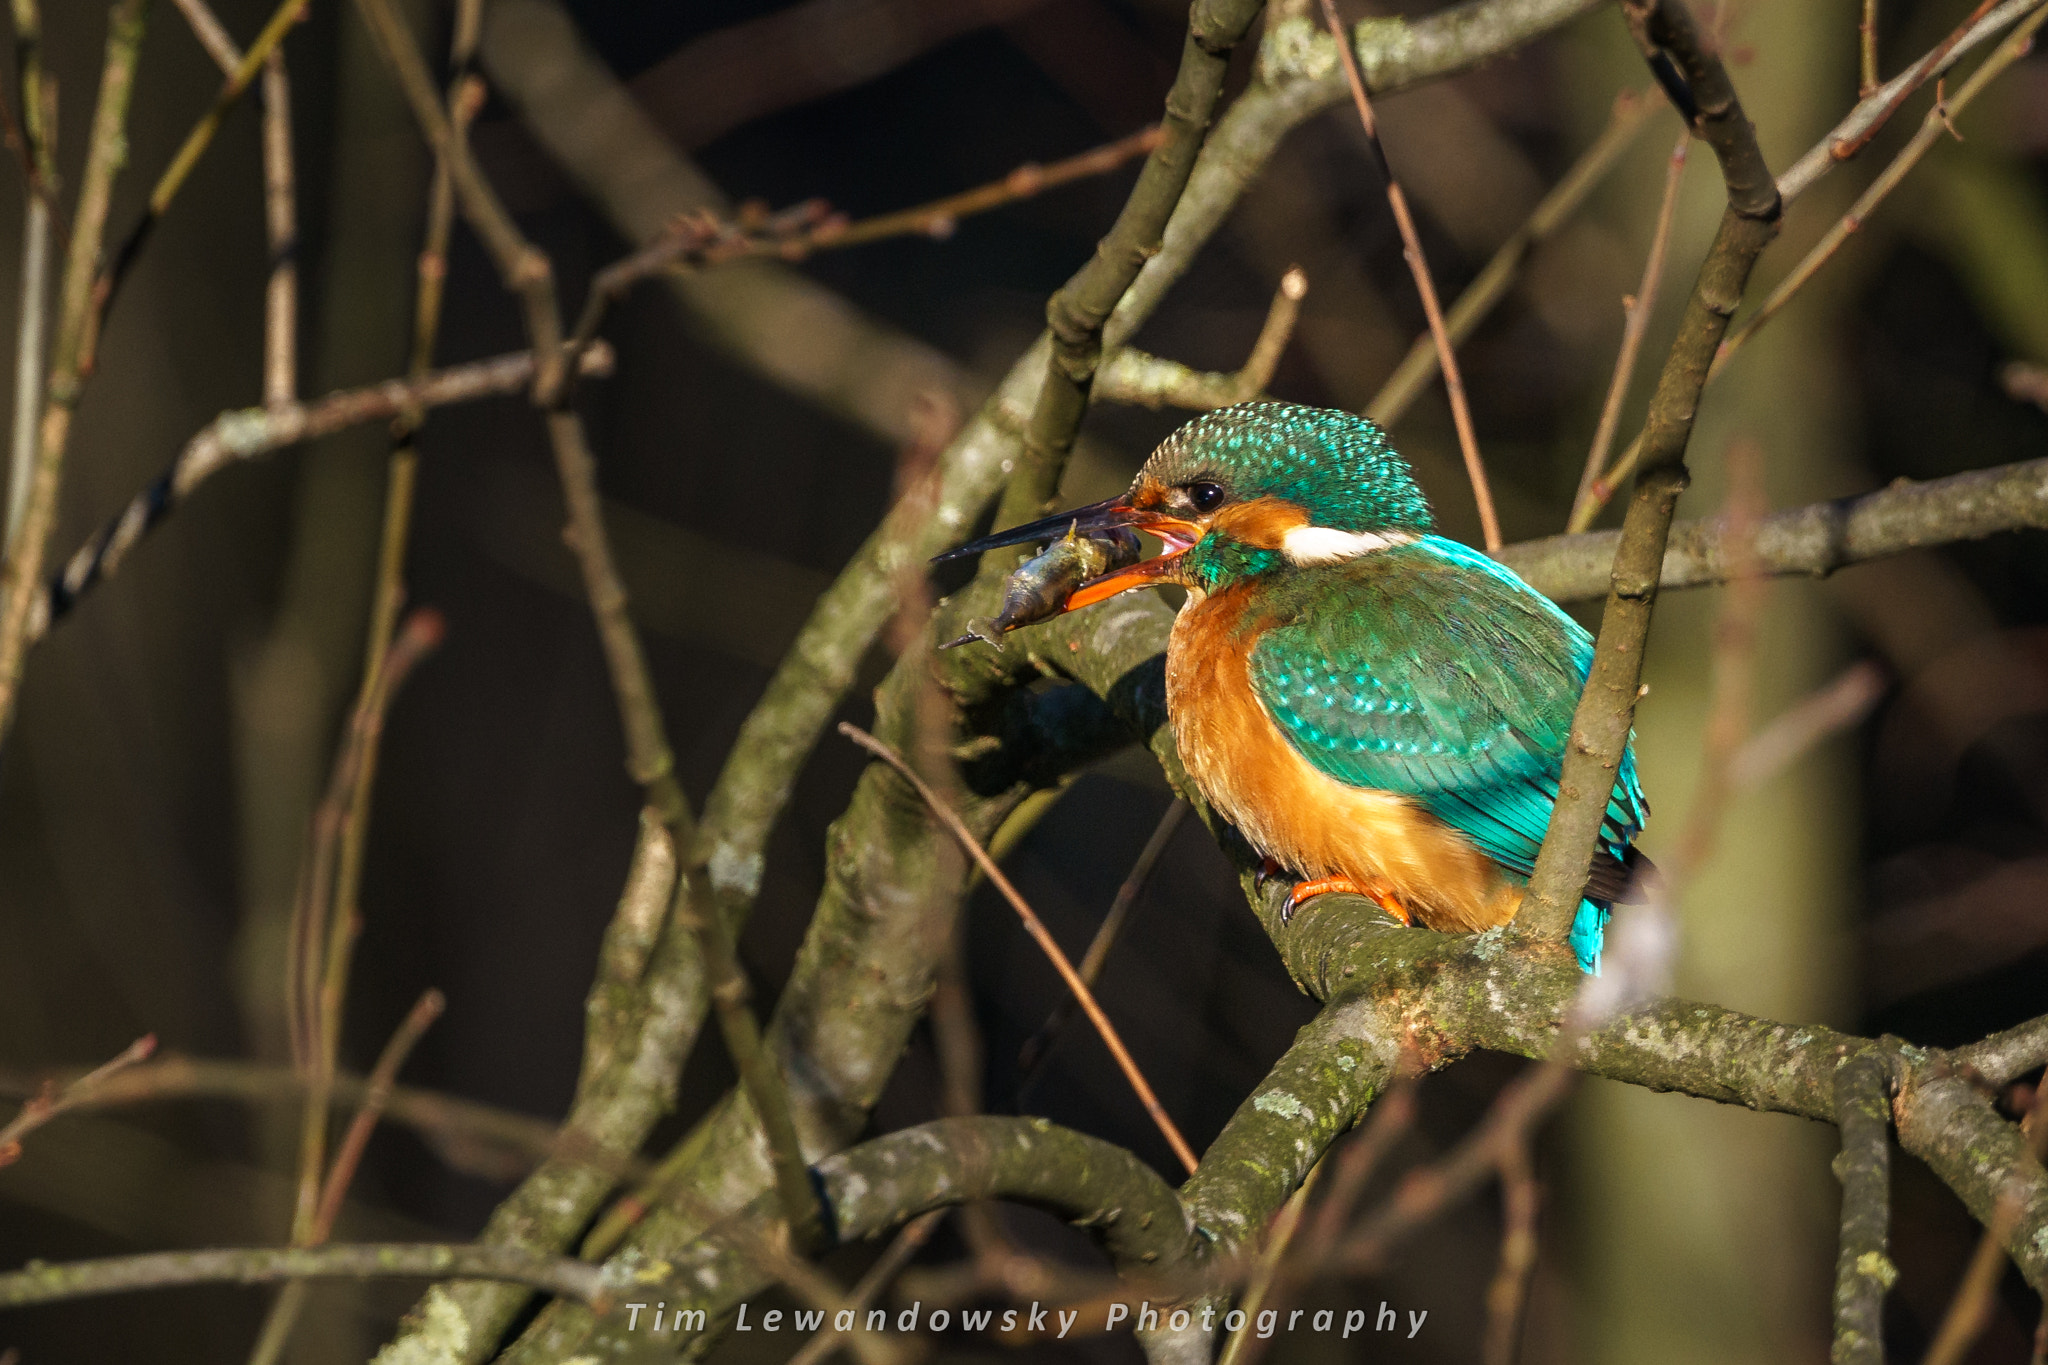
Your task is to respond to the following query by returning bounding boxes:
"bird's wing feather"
[1246,537,1647,880]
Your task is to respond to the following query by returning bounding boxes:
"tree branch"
[1002,0,1267,533]
[0,0,148,746]
[1516,0,1782,945]
[1831,1051,1895,1365]
[0,1244,610,1311]
[1502,457,2048,602]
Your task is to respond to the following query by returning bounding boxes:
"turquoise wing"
[1246,538,1646,966]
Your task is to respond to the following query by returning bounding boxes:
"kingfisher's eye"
[1186,481,1226,513]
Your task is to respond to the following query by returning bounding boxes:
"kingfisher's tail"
[1569,900,1610,974]
[1570,848,1660,973]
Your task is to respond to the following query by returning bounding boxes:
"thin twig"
[1830,1050,1894,1365]
[1572,133,1688,531]
[1516,0,1781,945]
[0,1244,611,1310]
[1828,0,1999,165]
[250,988,446,1365]
[1016,798,1188,1087]
[1482,1142,1541,1365]
[782,1210,948,1365]
[168,0,240,68]
[97,0,310,322]
[0,1053,642,1183]
[285,609,445,1247]
[1860,0,1881,96]
[321,10,486,1254]
[839,721,1199,1175]
[1368,86,1660,428]
[1727,660,1886,791]
[1662,436,1768,886]
[0,1034,156,1166]
[0,0,149,749]
[261,50,296,405]
[1577,0,2045,524]
[35,342,612,643]
[166,0,297,403]
[1215,1160,1323,1365]
[319,996,448,1238]
[5,186,48,550]
[1096,269,1306,411]
[563,124,1172,365]
[1320,0,1499,552]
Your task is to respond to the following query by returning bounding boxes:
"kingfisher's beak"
[932,495,1202,609]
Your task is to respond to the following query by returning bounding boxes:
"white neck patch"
[1280,526,1413,566]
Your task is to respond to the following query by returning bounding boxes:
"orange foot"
[1281,877,1411,927]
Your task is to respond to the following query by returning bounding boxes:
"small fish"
[942,523,1143,650]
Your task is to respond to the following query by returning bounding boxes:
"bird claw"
[1280,877,1411,928]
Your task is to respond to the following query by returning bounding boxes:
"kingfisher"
[941,402,1650,971]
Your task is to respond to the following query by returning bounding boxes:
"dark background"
[0,0,2044,1360]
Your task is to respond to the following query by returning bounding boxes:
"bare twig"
[1572,134,1688,531]
[168,0,239,67]
[1577,0,2047,522]
[0,0,149,748]
[782,1210,948,1365]
[174,0,299,402]
[1215,1160,1323,1365]
[1727,660,1886,790]
[1320,0,1499,551]
[1368,86,1660,427]
[5,176,48,551]
[1922,1081,2048,1365]
[1860,0,1881,96]
[1663,437,1768,885]
[0,1034,156,1166]
[0,1244,611,1310]
[1096,268,1307,410]
[839,721,1199,1175]
[285,610,446,1248]
[98,0,309,319]
[261,50,297,404]
[997,0,1265,533]
[1827,0,1999,165]
[4,0,54,551]
[561,124,1173,363]
[251,989,447,1365]
[1830,1051,1894,1365]
[1517,0,1781,945]
[36,342,611,643]
[1016,798,1189,1086]
[317,14,489,1281]
[0,1054,618,1181]
[1482,1142,1541,1365]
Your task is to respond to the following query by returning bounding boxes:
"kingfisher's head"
[940,402,1434,608]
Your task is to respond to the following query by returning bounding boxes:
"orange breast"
[1165,586,1521,934]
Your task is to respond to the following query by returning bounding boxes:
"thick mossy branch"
[632,1117,1195,1341]
[1518,0,1781,945]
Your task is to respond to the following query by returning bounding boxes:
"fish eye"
[1185,481,1226,513]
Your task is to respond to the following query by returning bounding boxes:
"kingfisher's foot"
[1254,856,1284,893]
[1281,877,1411,927]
